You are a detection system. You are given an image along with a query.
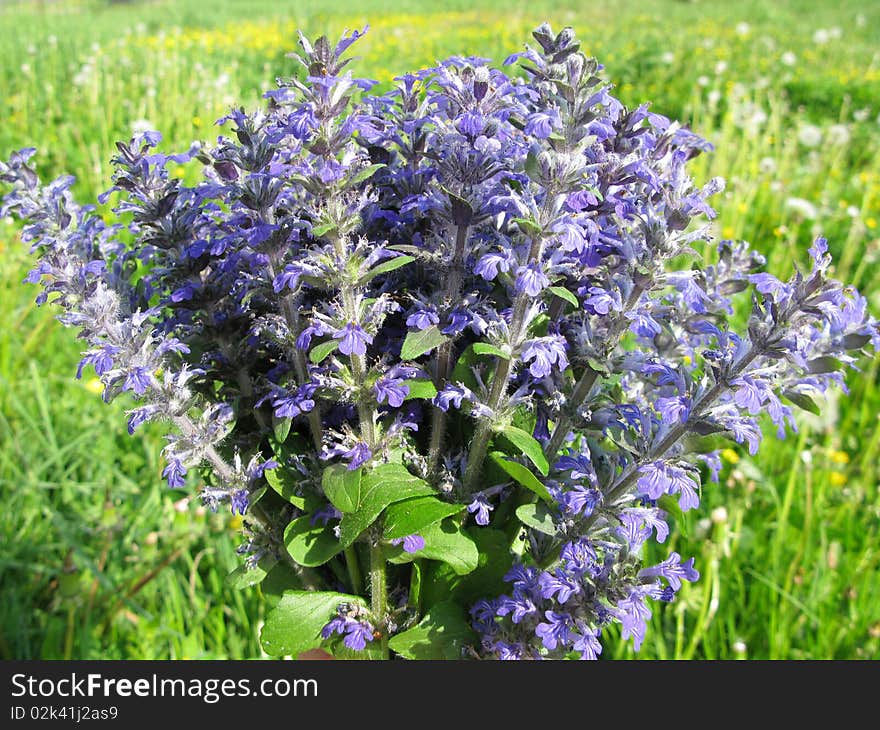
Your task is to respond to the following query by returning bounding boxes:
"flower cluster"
[3,23,876,660]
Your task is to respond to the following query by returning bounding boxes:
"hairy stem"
[427,223,469,474]
[266,255,324,451]
[544,282,646,460]
[462,234,542,491]
[370,542,389,658]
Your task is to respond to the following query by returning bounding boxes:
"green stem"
[370,543,389,659]
[344,545,362,595]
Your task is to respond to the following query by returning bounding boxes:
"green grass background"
[0,0,878,659]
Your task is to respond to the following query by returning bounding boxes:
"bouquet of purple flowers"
[3,23,876,660]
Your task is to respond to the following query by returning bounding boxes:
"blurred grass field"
[0,0,878,659]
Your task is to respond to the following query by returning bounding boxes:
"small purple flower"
[76,346,119,379]
[749,272,790,298]
[474,252,512,281]
[272,264,303,293]
[391,534,425,553]
[637,461,700,511]
[655,395,691,424]
[565,189,598,211]
[310,505,343,526]
[522,337,568,379]
[441,308,487,336]
[496,593,537,624]
[583,287,620,315]
[467,493,494,525]
[639,552,700,591]
[334,323,373,356]
[230,489,249,515]
[534,610,573,650]
[296,322,326,350]
[731,375,768,414]
[555,453,597,484]
[162,459,186,489]
[538,570,581,604]
[616,589,652,652]
[272,383,317,418]
[560,485,601,516]
[572,625,602,660]
[123,366,153,396]
[343,442,371,470]
[524,110,559,139]
[514,264,550,297]
[171,282,198,303]
[374,377,409,408]
[406,307,439,330]
[457,111,485,137]
[433,383,474,412]
[321,611,375,652]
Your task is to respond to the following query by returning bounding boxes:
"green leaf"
[272,415,291,444]
[658,494,689,538]
[548,285,580,309]
[586,356,611,376]
[284,515,344,567]
[361,254,414,283]
[513,216,543,237]
[265,467,308,508]
[259,560,303,610]
[842,333,872,350]
[338,463,435,547]
[400,325,449,360]
[499,425,549,476]
[782,389,821,416]
[490,452,553,502]
[309,339,338,364]
[310,222,338,238]
[322,464,362,513]
[225,559,274,590]
[386,518,478,574]
[349,162,386,185]
[472,342,510,360]
[421,528,512,609]
[260,591,365,657]
[524,150,540,179]
[450,346,481,392]
[327,641,386,660]
[403,379,438,400]
[515,502,558,535]
[807,356,842,374]
[383,496,465,540]
[388,601,477,659]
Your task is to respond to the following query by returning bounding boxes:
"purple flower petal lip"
[514,264,550,297]
[391,534,426,553]
[636,461,701,511]
[343,442,371,470]
[162,459,186,489]
[467,493,494,525]
[374,377,409,408]
[406,307,439,330]
[334,322,373,356]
